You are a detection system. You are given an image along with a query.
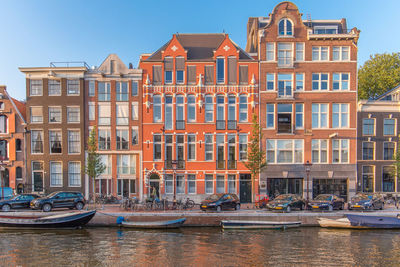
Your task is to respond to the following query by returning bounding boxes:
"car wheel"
[328,205,333,212]
[1,204,11,212]
[235,204,240,211]
[216,206,222,212]
[286,206,291,213]
[75,202,84,210]
[42,203,52,212]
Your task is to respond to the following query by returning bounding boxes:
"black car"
[348,193,384,210]
[266,194,305,212]
[200,193,240,212]
[308,194,345,211]
[0,194,40,211]
[30,191,86,212]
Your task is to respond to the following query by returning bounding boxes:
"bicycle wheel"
[186,200,195,209]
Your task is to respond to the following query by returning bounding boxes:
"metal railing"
[216,160,225,170]
[50,61,90,69]
[176,120,185,130]
[216,120,225,130]
[164,160,185,170]
[227,160,237,169]
[227,120,237,130]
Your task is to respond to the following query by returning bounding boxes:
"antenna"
[307,14,312,27]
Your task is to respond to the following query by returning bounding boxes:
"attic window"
[278,18,293,36]
[313,26,338,34]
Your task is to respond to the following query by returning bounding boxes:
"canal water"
[0,227,399,266]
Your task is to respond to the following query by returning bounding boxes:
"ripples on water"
[0,227,400,266]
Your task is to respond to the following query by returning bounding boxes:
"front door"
[33,172,43,192]
[149,173,160,198]
[239,174,252,203]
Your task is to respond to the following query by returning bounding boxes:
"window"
[384,119,396,136]
[132,127,138,145]
[98,82,111,101]
[277,43,293,67]
[312,140,328,163]
[69,162,81,187]
[312,104,328,128]
[47,107,60,123]
[67,80,80,95]
[333,73,349,90]
[187,134,196,161]
[165,96,173,130]
[277,104,292,133]
[266,74,275,90]
[16,139,22,152]
[132,102,138,120]
[312,73,328,90]
[187,95,196,122]
[332,139,349,163]
[153,66,162,85]
[383,166,395,192]
[216,135,225,166]
[205,134,213,161]
[295,103,303,129]
[0,140,7,159]
[266,139,303,164]
[363,118,375,136]
[205,175,213,194]
[50,162,62,187]
[312,47,329,61]
[314,26,338,34]
[30,107,43,123]
[333,46,349,61]
[176,135,185,166]
[175,95,184,129]
[164,57,173,84]
[116,82,129,101]
[165,71,172,84]
[31,130,43,154]
[117,155,135,175]
[278,73,292,97]
[49,130,62,154]
[176,70,184,84]
[187,66,196,84]
[88,102,95,121]
[68,130,80,154]
[188,174,196,194]
[228,175,236,194]
[227,134,236,169]
[239,95,247,122]
[217,58,225,83]
[117,179,136,196]
[98,104,111,125]
[88,81,95,97]
[227,95,236,126]
[296,43,304,61]
[176,175,185,194]
[266,43,275,61]
[216,175,225,193]
[278,18,293,36]
[239,134,248,160]
[132,81,138,96]
[205,95,213,122]
[216,95,225,123]
[98,129,111,150]
[153,135,161,161]
[332,104,349,128]
[0,102,3,110]
[30,80,42,96]
[384,142,395,160]
[165,174,173,194]
[295,73,304,91]
[261,106,272,132]
[116,103,129,125]
[48,80,61,96]
[67,107,80,123]
[100,155,112,175]
[153,95,162,122]
[362,142,374,160]
[32,161,44,192]
[362,166,374,193]
[16,167,22,179]
[239,66,248,84]
[204,66,214,84]
[116,129,129,150]
[165,135,173,167]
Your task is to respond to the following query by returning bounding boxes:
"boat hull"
[346,214,400,229]
[121,218,186,229]
[221,220,301,229]
[317,217,368,229]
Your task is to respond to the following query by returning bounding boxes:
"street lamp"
[171,160,178,206]
[304,160,312,204]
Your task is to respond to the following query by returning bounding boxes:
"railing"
[164,160,185,170]
[227,160,237,169]
[176,120,185,130]
[227,120,237,130]
[216,120,225,130]
[50,61,90,69]
[216,160,225,170]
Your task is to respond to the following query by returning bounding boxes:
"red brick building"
[140,34,259,203]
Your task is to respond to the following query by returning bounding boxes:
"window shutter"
[239,66,248,84]
[176,57,185,70]
[31,107,42,117]
[204,66,214,84]
[228,57,237,84]
[9,113,16,133]
[164,58,173,71]
[153,66,162,85]
[187,66,196,84]
[9,138,16,161]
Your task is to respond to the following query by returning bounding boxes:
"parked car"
[348,193,384,210]
[200,193,240,212]
[30,191,86,212]
[266,194,305,212]
[308,194,344,211]
[0,194,40,211]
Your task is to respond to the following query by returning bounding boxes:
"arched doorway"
[149,173,160,198]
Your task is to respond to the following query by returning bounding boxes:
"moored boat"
[317,217,368,229]
[0,210,96,229]
[119,217,186,229]
[221,220,301,229]
[346,214,400,228]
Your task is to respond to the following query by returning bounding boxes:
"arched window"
[16,167,22,179]
[16,139,22,152]
[0,115,7,133]
[278,18,293,36]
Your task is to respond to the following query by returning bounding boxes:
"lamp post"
[171,160,178,206]
[304,160,312,204]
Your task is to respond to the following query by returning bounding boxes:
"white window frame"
[332,103,349,128]
[266,139,304,164]
[50,161,63,187]
[205,134,213,161]
[278,18,293,36]
[153,95,162,123]
[312,73,329,91]
[295,103,304,129]
[266,42,275,61]
[277,43,293,67]
[383,118,396,136]
[277,73,293,98]
[187,134,196,161]
[187,95,196,123]
[30,80,43,96]
[266,104,275,129]
[30,106,43,124]
[332,46,350,61]
[187,174,196,194]
[332,139,349,164]
[312,46,329,61]
[49,130,62,154]
[362,118,375,136]
[116,103,129,126]
[239,134,248,161]
[67,79,80,96]
[333,73,349,91]
[116,82,129,101]
[48,106,62,123]
[266,73,275,91]
[88,81,95,97]
[216,57,225,84]
[311,139,328,163]
[205,174,214,194]
[295,43,304,61]
[205,95,214,122]
[88,102,95,121]
[68,161,81,187]
[132,102,139,121]
[68,130,81,154]
[67,106,80,123]
[295,73,304,91]
[98,103,111,125]
[312,103,329,129]
[31,130,44,154]
[131,126,139,146]
[48,79,61,96]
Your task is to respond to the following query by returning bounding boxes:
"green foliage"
[393,146,400,179]
[358,53,400,100]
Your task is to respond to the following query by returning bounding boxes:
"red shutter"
[9,138,16,161]
[9,113,15,133]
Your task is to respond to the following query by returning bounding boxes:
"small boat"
[0,210,96,229]
[220,220,301,229]
[346,214,400,229]
[119,217,186,229]
[317,217,368,229]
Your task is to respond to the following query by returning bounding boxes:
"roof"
[11,98,26,121]
[145,33,253,62]
[375,83,400,101]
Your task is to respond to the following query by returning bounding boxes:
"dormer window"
[314,26,338,34]
[278,18,293,36]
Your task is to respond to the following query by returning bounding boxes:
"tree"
[85,126,105,207]
[392,146,400,187]
[244,114,267,202]
[358,53,400,100]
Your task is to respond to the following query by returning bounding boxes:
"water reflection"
[0,227,399,266]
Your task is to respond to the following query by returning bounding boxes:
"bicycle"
[176,198,195,210]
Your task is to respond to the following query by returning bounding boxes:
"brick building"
[0,86,26,193]
[246,2,360,201]
[139,33,258,203]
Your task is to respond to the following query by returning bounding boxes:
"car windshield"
[315,195,332,201]
[274,195,292,201]
[352,194,369,201]
[10,195,20,200]
[47,192,59,198]
[205,194,221,201]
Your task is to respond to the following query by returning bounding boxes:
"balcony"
[227,120,237,130]
[216,120,225,130]
[216,160,225,170]
[164,160,185,170]
[227,160,237,169]
[176,120,185,130]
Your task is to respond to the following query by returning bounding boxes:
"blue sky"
[1,0,399,100]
